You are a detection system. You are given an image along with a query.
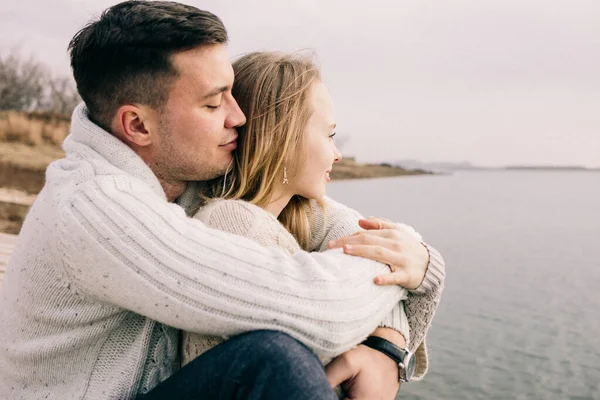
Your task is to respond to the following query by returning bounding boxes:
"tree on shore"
[0,51,80,116]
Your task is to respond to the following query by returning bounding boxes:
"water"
[327,170,600,400]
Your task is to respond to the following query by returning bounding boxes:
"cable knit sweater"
[183,200,411,364]
[0,104,445,399]
[183,199,442,380]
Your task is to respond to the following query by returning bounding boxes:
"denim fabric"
[139,330,338,400]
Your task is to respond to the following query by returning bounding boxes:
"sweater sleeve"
[310,196,446,295]
[308,196,446,379]
[54,175,405,358]
[196,199,410,342]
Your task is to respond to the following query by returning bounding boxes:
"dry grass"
[0,111,67,195]
[0,188,33,235]
[0,142,65,194]
[0,201,29,235]
[0,110,70,147]
[0,111,69,234]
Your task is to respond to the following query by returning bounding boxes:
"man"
[0,1,444,399]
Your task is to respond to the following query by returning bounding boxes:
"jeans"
[139,330,338,400]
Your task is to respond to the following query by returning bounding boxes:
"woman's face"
[291,81,342,200]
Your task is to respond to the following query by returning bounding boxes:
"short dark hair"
[68,0,227,130]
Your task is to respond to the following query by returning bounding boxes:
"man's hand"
[325,328,405,400]
[328,217,429,289]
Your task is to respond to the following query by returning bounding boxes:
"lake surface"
[327,170,600,400]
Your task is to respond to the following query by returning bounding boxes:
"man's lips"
[220,135,238,146]
[220,135,238,150]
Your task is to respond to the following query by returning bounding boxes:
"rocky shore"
[330,158,429,180]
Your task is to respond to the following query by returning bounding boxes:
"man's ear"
[114,105,159,147]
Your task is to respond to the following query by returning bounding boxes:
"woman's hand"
[328,217,430,289]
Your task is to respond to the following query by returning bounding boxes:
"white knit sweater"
[0,104,445,399]
[183,199,411,366]
[183,198,443,381]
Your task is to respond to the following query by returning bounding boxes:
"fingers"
[360,218,423,241]
[374,271,410,286]
[349,230,393,238]
[359,217,397,231]
[342,244,401,268]
[325,356,354,388]
[328,230,400,249]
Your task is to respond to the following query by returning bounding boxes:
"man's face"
[153,44,246,182]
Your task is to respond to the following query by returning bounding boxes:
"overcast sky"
[1,0,599,167]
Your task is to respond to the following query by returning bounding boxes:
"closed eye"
[329,132,336,139]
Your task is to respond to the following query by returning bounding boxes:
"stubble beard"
[154,118,232,184]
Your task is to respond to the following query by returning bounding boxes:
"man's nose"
[225,96,246,128]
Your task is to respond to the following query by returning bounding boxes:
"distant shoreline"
[504,165,598,171]
[0,154,430,235]
[329,158,431,180]
[393,158,598,172]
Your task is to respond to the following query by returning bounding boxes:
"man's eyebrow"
[201,86,230,100]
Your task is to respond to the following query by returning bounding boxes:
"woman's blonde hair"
[205,51,323,250]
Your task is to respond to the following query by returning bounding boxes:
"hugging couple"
[0,1,445,399]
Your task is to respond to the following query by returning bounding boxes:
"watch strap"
[361,336,407,365]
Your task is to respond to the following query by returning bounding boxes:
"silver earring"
[283,167,289,184]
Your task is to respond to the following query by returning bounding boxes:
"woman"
[183,52,439,382]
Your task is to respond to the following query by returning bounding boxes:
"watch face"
[405,352,416,380]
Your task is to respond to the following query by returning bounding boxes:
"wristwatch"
[361,336,416,383]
